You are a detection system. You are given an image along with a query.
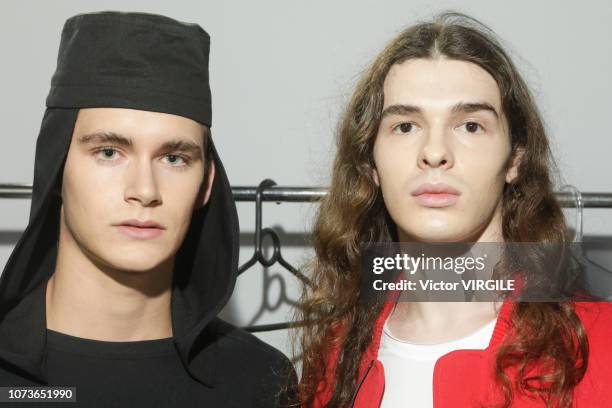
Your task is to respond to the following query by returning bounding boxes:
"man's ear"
[197,161,216,208]
[372,166,380,187]
[505,147,524,184]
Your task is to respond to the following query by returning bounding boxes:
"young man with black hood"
[0,11,296,407]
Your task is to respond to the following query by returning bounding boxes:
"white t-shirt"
[378,316,497,408]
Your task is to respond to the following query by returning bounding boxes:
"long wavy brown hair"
[295,12,588,408]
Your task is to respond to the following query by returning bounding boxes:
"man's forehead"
[383,58,502,112]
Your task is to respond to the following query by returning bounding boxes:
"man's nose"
[124,159,162,207]
[418,126,454,170]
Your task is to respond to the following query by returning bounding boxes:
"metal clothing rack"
[1,182,612,333]
[2,183,612,207]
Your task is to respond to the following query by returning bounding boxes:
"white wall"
[1,0,611,360]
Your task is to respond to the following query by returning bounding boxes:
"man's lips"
[113,219,166,239]
[411,183,460,196]
[411,183,460,208]
[413,193,459,207]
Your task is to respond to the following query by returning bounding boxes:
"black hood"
[0,12,240,387]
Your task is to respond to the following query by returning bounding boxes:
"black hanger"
[237,179,310,332]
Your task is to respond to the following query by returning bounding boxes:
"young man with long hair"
[296,12,612,407]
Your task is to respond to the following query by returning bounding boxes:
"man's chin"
[118,261,170,273]
[398,226,468,243]
[93,253,173,276]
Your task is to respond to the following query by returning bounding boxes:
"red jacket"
[312,299,612,407]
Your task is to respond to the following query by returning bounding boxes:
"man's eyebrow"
[77,132,202,156]
[451,102,499,118]
[77,131,132,147]
[381,104,422,118]
[380,102,500,119]
[159,140,202,156]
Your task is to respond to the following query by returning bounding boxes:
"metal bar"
[0,184,610,207]
[243,322,295,333]
[549,192,612,208]
[232,186,327,202]
[0,184,33,199]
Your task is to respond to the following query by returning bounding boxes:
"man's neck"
[46,236,174,342]
[388,205,505,344]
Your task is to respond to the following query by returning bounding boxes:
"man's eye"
[392,122,415,134]
[458,121,484,133]
[163,154,188,166]
[95,147,119,160]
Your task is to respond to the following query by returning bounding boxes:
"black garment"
[0,284,297,408]
[0,11,297,407]
[0,317,292,408]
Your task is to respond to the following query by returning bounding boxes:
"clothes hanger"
[237,179,310,332]
[238,179,310,282]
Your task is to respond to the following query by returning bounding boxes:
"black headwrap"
[0,12,240,387]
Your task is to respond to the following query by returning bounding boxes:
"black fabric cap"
[46,12,212,126]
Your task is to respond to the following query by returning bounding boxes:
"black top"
[0,317,296,407]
